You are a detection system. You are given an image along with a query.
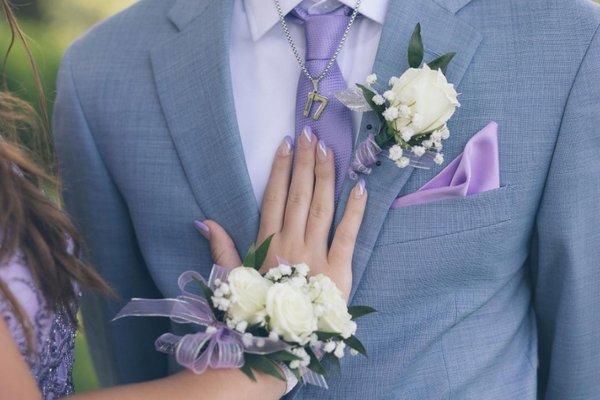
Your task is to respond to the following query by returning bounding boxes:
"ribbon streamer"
[349,133,382,180]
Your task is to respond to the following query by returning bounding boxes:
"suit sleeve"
[531,27,600,400]
[53,48,169,386]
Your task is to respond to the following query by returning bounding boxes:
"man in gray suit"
[54,0,600,398]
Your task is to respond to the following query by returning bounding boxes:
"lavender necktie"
[293,6,354,199]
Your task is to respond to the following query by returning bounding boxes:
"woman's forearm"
[67,368,286,400]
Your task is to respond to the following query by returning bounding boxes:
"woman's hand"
[199,126,367,301]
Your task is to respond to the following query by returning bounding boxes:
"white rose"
[390,64,459,134]
[266,282,317,344]
[226,267,272,325]
[309,275,356,339]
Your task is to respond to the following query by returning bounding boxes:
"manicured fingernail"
[194,220,211,239]
[278,135,293,156]
[317,140,328,161]
[302,126,313,143]
[354,179,366,198]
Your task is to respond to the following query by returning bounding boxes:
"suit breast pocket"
[377,185,514,246]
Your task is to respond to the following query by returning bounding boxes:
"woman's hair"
[0,0,111,351]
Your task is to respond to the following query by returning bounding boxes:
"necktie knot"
[293,6,352,61]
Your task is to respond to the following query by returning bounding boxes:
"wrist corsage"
[114,236,376,390]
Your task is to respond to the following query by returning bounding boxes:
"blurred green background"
[2,0,600,395]
[1,0,136,393]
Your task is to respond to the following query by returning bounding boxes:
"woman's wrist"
[174,368,286,400]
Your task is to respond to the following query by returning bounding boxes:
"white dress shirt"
[230,0,388,203]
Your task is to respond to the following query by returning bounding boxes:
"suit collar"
[432,0,475,14]
[243,0,389,41]
[167,0,211,31]
[167,0,474,33]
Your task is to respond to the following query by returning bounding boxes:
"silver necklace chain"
[274,0,362,89]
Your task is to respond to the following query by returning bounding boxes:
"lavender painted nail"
[302,126,313,142]
[279,135,294,155]
[285,135,294,148]
[318,140,328,159]
[194,220,211,239]
[355,178,366,198]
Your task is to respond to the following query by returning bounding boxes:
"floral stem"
[373,124,393,149]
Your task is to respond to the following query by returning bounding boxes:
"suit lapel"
[337,0,483,301]
[152,0,259,255]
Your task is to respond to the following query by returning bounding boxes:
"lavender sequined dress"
[0,251,78,399]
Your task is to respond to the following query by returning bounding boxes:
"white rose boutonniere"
[336,23,460,176]
[389,64,459,140]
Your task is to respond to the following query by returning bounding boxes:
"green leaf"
[316,331,342,342]
[291,366,302,381]
[268,351,303,363]
[408,23,424,68]
[356,84,385,120]
[254,234,274,271]
[347,306,377,320]
[345,335,367,357]
[374,126,393,149]
[240,362,257,382]
[244,354,285,381]
[242,244,256,268]
[192,277,217,313]
[427,52,456,74]
[306,347,327,376]
[199,280,214,301]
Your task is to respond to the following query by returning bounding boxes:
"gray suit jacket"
[53,0,600,398]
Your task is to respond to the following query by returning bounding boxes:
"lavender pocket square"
[391,122,500,209]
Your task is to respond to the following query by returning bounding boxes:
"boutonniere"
[337,24,460,178]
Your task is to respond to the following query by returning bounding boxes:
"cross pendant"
[303,79,328,120]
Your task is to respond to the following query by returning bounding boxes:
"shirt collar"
[243,0,388,41]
